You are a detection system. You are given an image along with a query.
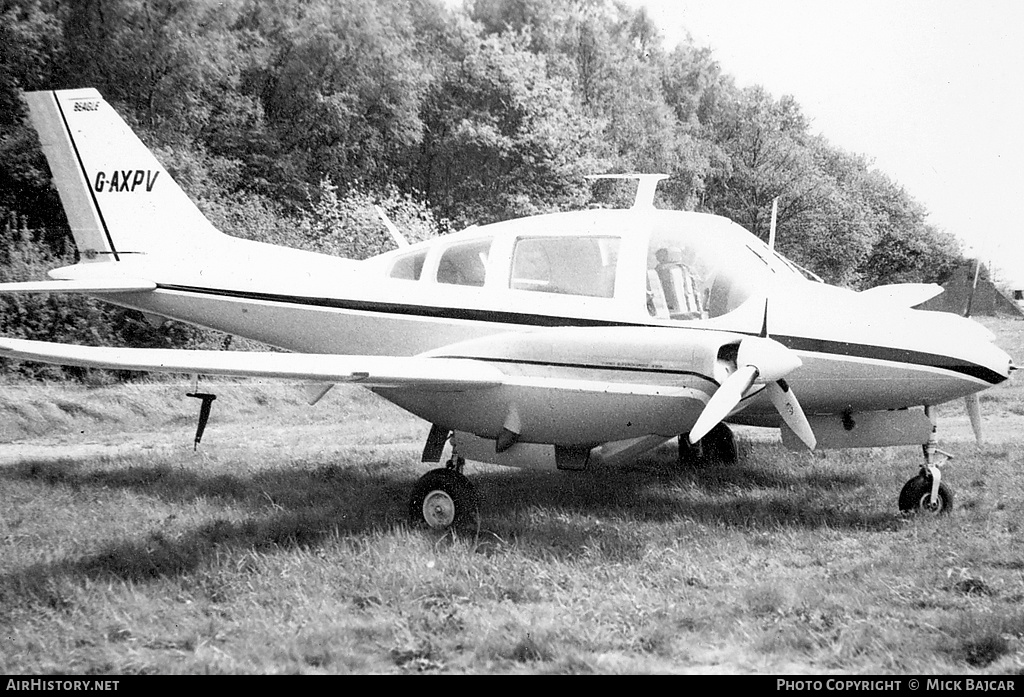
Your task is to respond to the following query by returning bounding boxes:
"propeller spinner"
[688,303,817,450]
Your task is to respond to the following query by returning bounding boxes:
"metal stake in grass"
[186,375,217,450]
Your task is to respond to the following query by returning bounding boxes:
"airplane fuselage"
[59,208,1009,449]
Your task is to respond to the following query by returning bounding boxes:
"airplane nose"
[943,316,1012,385]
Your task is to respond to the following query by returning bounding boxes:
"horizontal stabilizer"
[860,283,944,308]
[0,279,156,294]
[0,338,504,391]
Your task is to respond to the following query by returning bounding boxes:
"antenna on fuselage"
[768,197,779,251]
[586,173,669,209]
[375,205,409,249]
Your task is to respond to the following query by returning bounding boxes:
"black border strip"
[157,284,628,328]
[155,283,1007,386]
[435,355,720,385]
[777,336,1005,385]
[54,92,119,261]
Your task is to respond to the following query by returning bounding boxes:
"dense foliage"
[0,0,965,370]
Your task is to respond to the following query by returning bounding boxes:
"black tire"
[705,423,738,464]
[408,468,478,530]
[898,473,954,515]
[677,434,703,467]
[679,423,738,467]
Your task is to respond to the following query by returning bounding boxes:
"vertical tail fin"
[22,88,223,262]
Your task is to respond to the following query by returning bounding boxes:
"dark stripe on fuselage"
[158,283,627,328]
[155,284,1007,386]
[434,355,721,386]
[776,336,1006,385]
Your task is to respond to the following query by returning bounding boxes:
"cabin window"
[510,236,619,298]
[389,250,427,280]
[436,239,491,286]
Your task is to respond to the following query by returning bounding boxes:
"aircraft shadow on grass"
[0,445,896,600]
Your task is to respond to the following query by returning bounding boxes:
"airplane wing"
[0,338,504,391]
[859,283,944,308]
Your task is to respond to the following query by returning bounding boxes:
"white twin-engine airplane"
[0,88,1014,529]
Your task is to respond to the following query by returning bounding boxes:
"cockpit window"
[437,239,491,286]
[646,224,786,320]
[648,245,707,319]
[778,254,824,282]
[389,250,427,280]
[510,236,619,298]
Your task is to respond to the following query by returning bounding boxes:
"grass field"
[2,318,1023,674]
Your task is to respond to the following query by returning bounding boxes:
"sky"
[617,0,1024,286]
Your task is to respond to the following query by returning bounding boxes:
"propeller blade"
[689,365,758,444]
[965,392,983,445]
[768,379,816,450]
[965,259,982,318]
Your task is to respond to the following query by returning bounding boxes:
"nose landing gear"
[899,471,954,514]
[898,406,955,515]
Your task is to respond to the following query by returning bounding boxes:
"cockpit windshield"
[646,218,809,320]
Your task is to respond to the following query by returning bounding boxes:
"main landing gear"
[678,423,738,467]
[898,406,955,515]
[408,451,479,530]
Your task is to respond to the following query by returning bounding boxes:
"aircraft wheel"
[408,468,478,530]
[679,423,737,467]
[898,473,954,515]
[705,424,738,464]
[677,435,709,468]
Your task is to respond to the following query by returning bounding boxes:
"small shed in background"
[917,261,1024,317]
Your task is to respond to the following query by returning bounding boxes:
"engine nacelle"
[452,432,563,470]
[781,408,931,450]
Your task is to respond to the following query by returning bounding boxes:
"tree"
[60,0,247,132]
[702,86,819,236]
[0,0,71,251]
[417,26,603,224]
[854,170,962,287]
[0,0,64,127]
[250,0,430,192]
[772,139,878,286]
[292,178,444,259]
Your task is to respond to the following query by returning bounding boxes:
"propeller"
[767,378,815,449]
[965,392,983,445]
[688,303,816,450]
[964,258,982,318]
[961,260,985,446]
